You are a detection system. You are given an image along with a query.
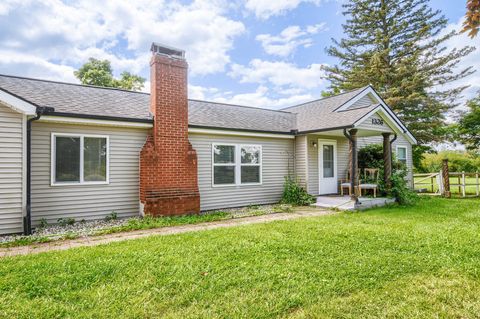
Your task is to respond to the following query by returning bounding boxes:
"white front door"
[318,139,338,195]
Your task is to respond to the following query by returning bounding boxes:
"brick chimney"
[139,43,200,216]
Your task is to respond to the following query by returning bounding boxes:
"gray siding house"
[0,43,416,235]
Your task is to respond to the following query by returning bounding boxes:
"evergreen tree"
[458,94,480,151]
[323,0,475,144]
[74,58,145,91]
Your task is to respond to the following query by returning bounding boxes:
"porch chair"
[340,170,358,196]
[358,168,379,198]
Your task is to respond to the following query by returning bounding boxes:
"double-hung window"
[396,146,407,166]
[212,144,262,186]
[52,133,109,185]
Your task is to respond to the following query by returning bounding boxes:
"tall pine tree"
[323,0,475,144]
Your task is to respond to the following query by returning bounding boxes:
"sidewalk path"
[0,208,332,258]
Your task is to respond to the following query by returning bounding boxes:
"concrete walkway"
[0,208,332,258]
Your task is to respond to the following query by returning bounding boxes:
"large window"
[396,146,407,166]
[212,144,262,186]
[52,133,109,185]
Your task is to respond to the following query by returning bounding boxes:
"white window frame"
[211,143,262,187]
[396,145,407,165]
[51,133,110,186]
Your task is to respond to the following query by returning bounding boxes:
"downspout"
[389,133,398,168]
[24,106,51,235]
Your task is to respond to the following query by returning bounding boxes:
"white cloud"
[245,0,323,19]
[188,85,220,100]
[214,87,313,108]
[229,59,326,90]
[256,23,327,57]
[0,0,245,80]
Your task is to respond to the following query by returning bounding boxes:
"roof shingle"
[0,74,378,134]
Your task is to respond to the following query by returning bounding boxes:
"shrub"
[389,170,417,205]
[57,217,75,227]
[358,144,384,170]
[281,177,315,206]
[358,144,417,205]
[38,218,48,228]
[105,211,118,221]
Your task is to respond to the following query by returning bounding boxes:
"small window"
[241,145,261,184]
[52,134,109,185]
[322,145,334,178]
[212,144,262,186]
[213,145,236,185]
[396,146,407,165]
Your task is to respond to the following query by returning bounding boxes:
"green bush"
[389,170,417,205]
[281,177,315,206]
[57,217,75,227]
[358,144,417,205]
[420,150,480,173]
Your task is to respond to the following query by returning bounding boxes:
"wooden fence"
[413,159,480,198]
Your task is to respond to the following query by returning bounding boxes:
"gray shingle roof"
[283,86,377,132]
[0,74,377,134]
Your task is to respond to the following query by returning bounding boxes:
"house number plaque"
[371,118,384,125]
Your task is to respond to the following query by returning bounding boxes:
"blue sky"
[0,0,477,110]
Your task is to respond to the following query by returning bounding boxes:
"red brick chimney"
[139,43,200,216]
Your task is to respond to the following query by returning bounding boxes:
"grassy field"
[1,197,480,318]
[414,175,480,196]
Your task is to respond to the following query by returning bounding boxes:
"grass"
[1,197,480,318]
[0,204,293,248]
[414,175,480,195]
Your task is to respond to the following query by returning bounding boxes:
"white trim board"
[0,90,37,115]
[39,116,153,129]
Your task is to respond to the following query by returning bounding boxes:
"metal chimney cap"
[150,42,185,59]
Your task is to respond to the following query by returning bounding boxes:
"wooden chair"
[340,170,358,196]
[358,168,379,197]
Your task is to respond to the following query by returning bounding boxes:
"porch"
[312,195,396,211]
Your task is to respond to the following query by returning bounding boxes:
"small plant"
[57,217,75,227]
[38,218,48,228]
[389,170,418,205]
[273,204,293,213]
[105,211,118,221]
[281,177,315,206]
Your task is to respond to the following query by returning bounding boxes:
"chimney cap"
[150,42,185,59]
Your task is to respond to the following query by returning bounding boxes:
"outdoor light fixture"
[312,141,317,148]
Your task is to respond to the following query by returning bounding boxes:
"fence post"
[476,172,479,197]
[442,159,451,198]
[462,171,466,198]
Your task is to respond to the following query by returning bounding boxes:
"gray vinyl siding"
[294,135,308,189]
[348,94,376,110]
[356,113,394,133]
[31,122,149,225]
[0,103,24,234]
[189,133,294,211]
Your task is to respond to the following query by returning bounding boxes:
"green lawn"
[1,197,480,318]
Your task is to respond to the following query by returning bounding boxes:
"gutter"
[24,106,53,235]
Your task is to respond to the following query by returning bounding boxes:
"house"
[0,43,416,235]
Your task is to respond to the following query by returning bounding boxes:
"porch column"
[348,129,358,200]
[382,132,392,191]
